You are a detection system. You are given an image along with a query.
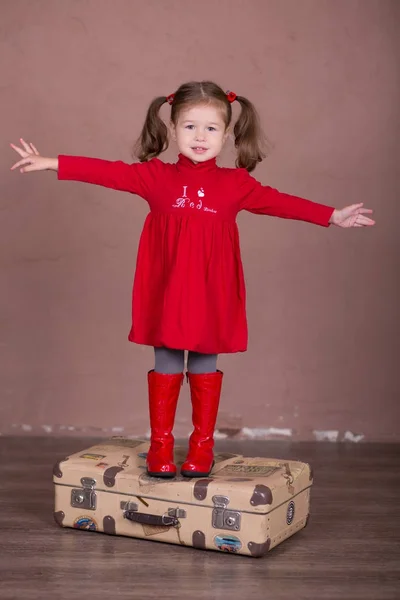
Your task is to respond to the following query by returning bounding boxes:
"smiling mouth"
[192,147,208,151]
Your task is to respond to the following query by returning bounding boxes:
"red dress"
[58,153,334,353]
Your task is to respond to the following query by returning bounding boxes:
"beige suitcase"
[53,437,313,557]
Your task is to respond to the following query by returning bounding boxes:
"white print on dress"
[172,186,217,213]
[172,186,202,209]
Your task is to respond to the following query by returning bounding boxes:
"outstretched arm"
[10,138,161,200]
[238,169,334,226]
[238,169,375,228]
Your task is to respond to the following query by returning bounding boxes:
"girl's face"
[171,103,229,164]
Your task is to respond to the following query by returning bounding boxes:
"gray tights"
[154,347,218,374]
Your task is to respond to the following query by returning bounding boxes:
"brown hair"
[134,81,266,172]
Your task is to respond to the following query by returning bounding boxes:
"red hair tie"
[226,90,237,103]
[166,93,175,105]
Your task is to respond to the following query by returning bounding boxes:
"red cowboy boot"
[146,370,183,478]
[181,370,223,477]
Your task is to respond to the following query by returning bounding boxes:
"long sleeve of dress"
[57,155,163,201]
[237,168,334,227]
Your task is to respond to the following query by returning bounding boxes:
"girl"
[10,80,375,479]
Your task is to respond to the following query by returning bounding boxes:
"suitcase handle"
[124,510,179,527]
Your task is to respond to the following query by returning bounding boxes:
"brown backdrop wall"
[1,0,399,442]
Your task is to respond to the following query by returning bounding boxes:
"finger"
[30,143,40,155]
[20,163,39,173]
[351,219,375,227]
[10,157,33,170]
[19,138,32,153]
[357,216,375,225]
[345,204,365,216]
[10,143,27,158]
[358,208,374,215]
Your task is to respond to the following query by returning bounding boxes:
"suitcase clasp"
[71,477,97,511]
[212,495,241,532]
[168,508,187,519]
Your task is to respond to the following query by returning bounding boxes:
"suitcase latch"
[71,477,97,511]
[212,495,241,532]
[168,508,187,519]
[120,501,139,512]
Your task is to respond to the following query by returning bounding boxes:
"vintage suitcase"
[53,437,313,557]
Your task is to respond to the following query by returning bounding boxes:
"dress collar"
[176,153,217,174]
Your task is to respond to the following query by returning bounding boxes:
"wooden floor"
[0,437,399,600]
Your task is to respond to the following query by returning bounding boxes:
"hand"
[10,139,58,172]
[329,203,375,228]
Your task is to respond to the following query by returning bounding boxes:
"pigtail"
[233,96,266,172]
[134,96,169,162]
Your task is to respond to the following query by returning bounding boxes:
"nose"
[194,129,206,141]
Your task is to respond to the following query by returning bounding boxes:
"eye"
[185,124,194,130]
[207,127,217,132]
